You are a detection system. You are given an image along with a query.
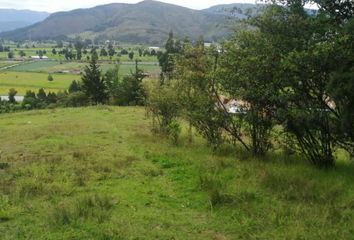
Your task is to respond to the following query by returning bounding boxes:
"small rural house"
[148,46,160,51]
[216,95,249,114]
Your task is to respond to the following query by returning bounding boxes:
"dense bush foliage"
[146,1,354,168]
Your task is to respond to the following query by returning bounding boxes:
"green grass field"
[0,61,160,95]
[6,60,61,72]
[0,107,353,239]
[0,61,17,69]
[0,72,77,95]
[6,60,160,75]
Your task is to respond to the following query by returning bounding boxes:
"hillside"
[0,107,354,239]
[202,3,265,19]
[0,1,237,44]
[0,9,49,33]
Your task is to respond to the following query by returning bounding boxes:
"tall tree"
[7,51,14,59]
[75,40,84,60]
[81,59,108,104]
[220,29,279,156]
[8,88,17,104]
[175,40,228,149]
[108,44,115,58]
[251,1,354,166]
[104,64,121,104]
[128,51,134,60]
[117,60,146,106]
[91,48,99,61]
[158,31,182,83]
[68,80,81,93]
[100,48,108,57]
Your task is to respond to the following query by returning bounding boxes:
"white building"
[30,56,49,59]
[148,47,160,51]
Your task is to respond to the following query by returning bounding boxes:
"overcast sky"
[0,0,259,12]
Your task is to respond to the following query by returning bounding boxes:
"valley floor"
[0,107,353,239]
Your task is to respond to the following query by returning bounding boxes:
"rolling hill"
[0,9,49,33]
[0,2,315,44]
[202,3,265,19]
[0,0,244,44]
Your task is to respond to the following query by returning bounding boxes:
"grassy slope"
[0,107,354,239]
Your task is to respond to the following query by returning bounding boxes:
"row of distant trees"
[5,49,45,59]
[0,58,147,112]
[0,44,14,59]
[3,47,158,61]
[53,39,160,61]
[2,40,159,61]
[51,46,159,61]
[0,44,11,52]
[147,0,354,168]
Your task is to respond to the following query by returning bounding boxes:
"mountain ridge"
[0,9,50,33]
[0,1,260,44]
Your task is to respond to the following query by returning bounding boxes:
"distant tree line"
[0,58,147,112]
[0,44,11,52]
[50,39,161,62]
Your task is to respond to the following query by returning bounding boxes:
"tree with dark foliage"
[81,59,108,104]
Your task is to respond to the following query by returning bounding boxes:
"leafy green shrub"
[146,82,180,133]
[8,88,17,104]
[22,90,40,109]
[166,120,181,145]
[0,101,20,113]
[114,62,146,106]
[47,74,54,82]
[68,80,82,93]
[62,92,89,107]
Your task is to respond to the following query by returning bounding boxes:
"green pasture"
[103,62,160,75]
[6,60,160,75]
[0,107,353,239]
[0,60,160,95]
[0,61,17,69]
[0,71,77,95]
[5,60,61,72]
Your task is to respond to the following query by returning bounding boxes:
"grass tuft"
[47,193,117,227]
[0,162,10,170]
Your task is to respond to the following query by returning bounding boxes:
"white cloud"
[0,0,258,12]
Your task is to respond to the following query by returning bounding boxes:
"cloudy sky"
[0,0,260,12]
